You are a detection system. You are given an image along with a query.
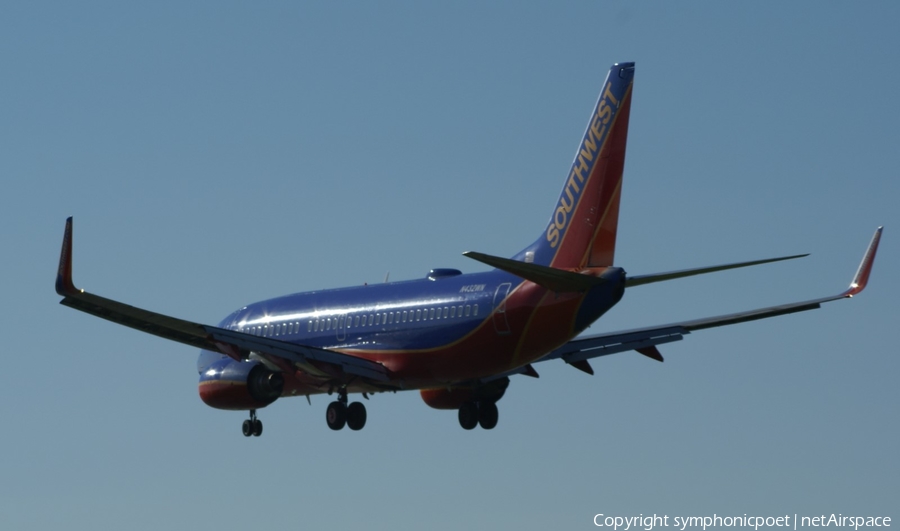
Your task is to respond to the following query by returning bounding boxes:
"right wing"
[537,227,883,373]
[55,217,391,383]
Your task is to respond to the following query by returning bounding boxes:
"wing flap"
[60,290,218,352]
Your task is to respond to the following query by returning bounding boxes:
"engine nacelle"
[420,377,510,410]
[199,359,285,411]
[420,387,477,410]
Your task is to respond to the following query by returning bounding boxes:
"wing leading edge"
[55,217,391,383]
[540,227,883,371]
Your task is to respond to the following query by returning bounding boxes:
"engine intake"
[199,359,285,411]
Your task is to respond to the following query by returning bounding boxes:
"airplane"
[55,62,882,437]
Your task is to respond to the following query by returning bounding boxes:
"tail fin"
[514,62,634,269]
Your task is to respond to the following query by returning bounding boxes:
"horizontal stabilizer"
[463,251,604,292]
[625,253,808,288]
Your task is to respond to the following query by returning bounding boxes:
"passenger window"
[465,305,471,317]
[308,321,312,332]
[354,316,360,327]
[388,313,393,324]
[368,315,373,326]
[435,308,440,320]
[473,304,479,316]
[402,311,408,322]
[416,309,421,321]
[443,307,449,318]
[375,314,381,325]
[450,306,456,318]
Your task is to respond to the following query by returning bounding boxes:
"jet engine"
[419,377,510,410]
[198,358,285,410]
[420,387,477,410]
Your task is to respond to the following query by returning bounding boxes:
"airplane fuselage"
[198,266,626,397]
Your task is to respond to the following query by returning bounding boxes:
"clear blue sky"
[2,2,897,529]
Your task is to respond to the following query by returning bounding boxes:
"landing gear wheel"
[458,401,479,430]
[478,401,498,430]
[346,402,367,431]
[243,409,263,437]
[241,409,262,437]
[326,401,347,430]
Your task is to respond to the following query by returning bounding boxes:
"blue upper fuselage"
[199,268,528,371]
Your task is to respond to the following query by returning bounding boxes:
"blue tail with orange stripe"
[513,62,635,269]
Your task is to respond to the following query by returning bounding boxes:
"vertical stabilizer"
[514,62,634,269]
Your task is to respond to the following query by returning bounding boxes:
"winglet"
[845,226,882,297]
[56,217,79,296]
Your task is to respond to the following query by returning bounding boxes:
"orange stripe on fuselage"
[334,281,583,386]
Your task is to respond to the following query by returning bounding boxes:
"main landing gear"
[326,389,367,431]
[458,401,498,430]
[242,409,263,437]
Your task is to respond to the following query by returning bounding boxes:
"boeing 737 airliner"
[56,62,882,437]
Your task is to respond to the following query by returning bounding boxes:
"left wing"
[538,227,882,374]
[55,217,391,383]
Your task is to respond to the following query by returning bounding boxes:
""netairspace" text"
[593,514,892,531]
